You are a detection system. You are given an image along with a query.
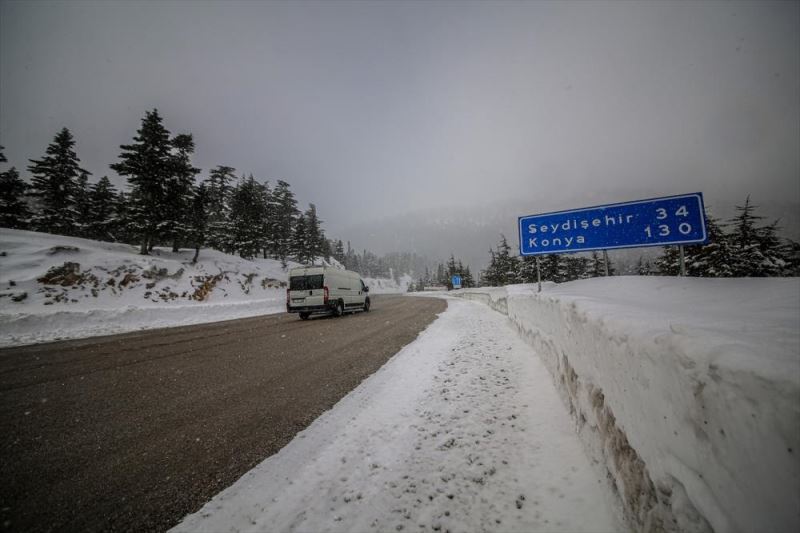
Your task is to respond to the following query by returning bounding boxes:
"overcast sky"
[1,0,798,235]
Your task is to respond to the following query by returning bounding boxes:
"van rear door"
[288,274,325,307]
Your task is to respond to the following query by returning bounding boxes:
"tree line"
[480,199,799,286]
[0,109,343,265]
[408,255,476,291]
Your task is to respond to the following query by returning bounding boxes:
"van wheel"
[299,312,310,320]
[363,298,370,312]
[333,301,344,317]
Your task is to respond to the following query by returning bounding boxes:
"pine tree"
[635,256,653,276]
[303,204,325,264]
[540,254,567,282]
[113,191,134,244]
[86,176,119,241]
[727,196,785,277]
[333,240,345,263]
[685,214,733,277]
[187,183,209,263]
[564,255,589,280]
[74,171,92,237]
[586,251,614,277]
[229,175,267,260]
[269,180,299,261]
[111,109,175,254]
[0,167,31,229]
[27,127,88,235]
[655,246,681,275]
[0,146,31,229]
[292,213,309,263]
[204,165,236,253]
[163,133,200,251]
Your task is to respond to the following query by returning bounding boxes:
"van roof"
[288,266,360,277]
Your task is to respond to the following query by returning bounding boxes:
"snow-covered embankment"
[458,278,800,533]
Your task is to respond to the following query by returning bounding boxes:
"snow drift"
[457,277,799,533]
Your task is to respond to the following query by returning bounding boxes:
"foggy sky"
[1,0,798,237]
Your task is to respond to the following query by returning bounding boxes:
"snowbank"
[457,277,800,533]
[173,297,621,532]
[0,229,406,346]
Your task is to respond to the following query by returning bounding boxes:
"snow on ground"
[173,297,622,533]
[458,277,800,533]
[0,229,407,347]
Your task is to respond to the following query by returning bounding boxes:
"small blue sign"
[451,275,462,289]
[518,193,707,256]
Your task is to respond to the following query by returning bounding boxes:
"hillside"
[0,229,408,346]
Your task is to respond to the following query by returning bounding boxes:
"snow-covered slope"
[0,229,407,346]
[457,277,800,533]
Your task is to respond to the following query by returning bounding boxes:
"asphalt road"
[0,294,447,532]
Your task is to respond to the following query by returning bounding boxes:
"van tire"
[299,312,310,320]
[363,298,370,312]
[333,300,344,317]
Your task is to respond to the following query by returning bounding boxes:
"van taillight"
[323,286,329,304]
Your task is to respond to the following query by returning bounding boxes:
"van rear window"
[290,275,323,290]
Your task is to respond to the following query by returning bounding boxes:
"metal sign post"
[536,256,541,293]
[603,250,610,277]
[679,246,686,277]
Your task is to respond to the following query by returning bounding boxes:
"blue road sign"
[451,275,462,289]
[518,193,707,256]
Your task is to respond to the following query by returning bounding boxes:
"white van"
[286,266,370,320]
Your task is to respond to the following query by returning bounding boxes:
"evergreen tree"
[727,196,787,276]
[303,203,325,263]
[333,239,345,263]
[586,251,614,277]
[685,214,733,277]
[163,133,200,251]
[187,182,209,263]
[27,127,88,235]
[518,256,539,283]
[292,213,309,263]
[0,167,31,229]
[111,109,175,254]
[481,235,520,286]
[0,147,31,229]
[635,255,653,276]
[204,165,236,253]
[74,171,92,237]
[113,191,135,244]
[540,254,567,282]
[269,180,299,261]
[86,176,119,241]
[564,255,590,280]
[229,175,267,259]
[655,246,681,275]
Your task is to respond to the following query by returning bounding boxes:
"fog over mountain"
[2,0,798,269]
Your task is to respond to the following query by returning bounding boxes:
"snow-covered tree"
[303,203,325,264]
[162,133,200,251]
[204,165,236,253]
[74,171,92,237]
[27,127,88,235]
[111,109,175,254]
[229,175,267,259]
[727,196,789,276]
[268,180,299,261]
[187,182,209,263]
[86,176,119,241]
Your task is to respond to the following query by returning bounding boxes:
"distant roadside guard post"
[451,275,462,290]
[518,193,708,290]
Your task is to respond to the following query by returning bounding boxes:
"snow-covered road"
[173,297,621,533]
